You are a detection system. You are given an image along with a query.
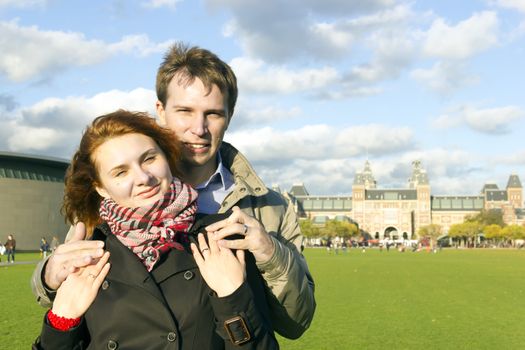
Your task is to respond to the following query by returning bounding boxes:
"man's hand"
[44,222,105,290]
[206,206,275,264]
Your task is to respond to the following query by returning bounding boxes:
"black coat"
[35,215,279,350]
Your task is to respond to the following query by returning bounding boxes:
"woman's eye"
[114,170,126,177]
[144,155,156,163]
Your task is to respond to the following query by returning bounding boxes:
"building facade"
[0,152,69,250]
[287,160,524,239]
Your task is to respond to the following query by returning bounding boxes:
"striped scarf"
[99,178,198,272]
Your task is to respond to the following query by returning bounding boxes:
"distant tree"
[299,219,320,238]
[483,224,503,244]
[501,224,525,241]
[448,221,482,247]
[466,209,505,227]
[322,219,358,239]
[418,224,442,247]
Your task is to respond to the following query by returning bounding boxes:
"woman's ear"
[95,185,110,199]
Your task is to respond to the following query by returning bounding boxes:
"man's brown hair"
[156,42,238,116]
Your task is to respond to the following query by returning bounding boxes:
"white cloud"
[245,146,491,196]
[230,57,340,94]
[108,34,173,56]
[495,0,525,13]
[231,104,301,129]
[411,61,479,94]
[141,0,182,10]
[0,20,169,82]
[0,0,47,8]
[211,0,402,63]
[225,124,414,164]
[430,105,524,134]
[462,105,524,134]
[423,11,499,59]
[431,113,463,129]
[0,88,156,156]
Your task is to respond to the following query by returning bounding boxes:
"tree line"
[418,209,525,247]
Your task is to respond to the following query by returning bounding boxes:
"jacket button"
[240,187,246,192]
[167,332,177,342]
[107,339,118,349]
[255,187,261,192]
[102,280,110,290]
[183,271,194,280]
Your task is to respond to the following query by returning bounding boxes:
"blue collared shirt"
[195,153,235,214]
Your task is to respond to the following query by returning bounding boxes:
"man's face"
[156,76,230,180]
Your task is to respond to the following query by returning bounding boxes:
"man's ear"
[156,100,166,126]
[95,185,110,200]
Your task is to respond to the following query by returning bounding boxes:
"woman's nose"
[134,167,153,185]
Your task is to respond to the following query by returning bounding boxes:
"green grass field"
[1,249,524,350]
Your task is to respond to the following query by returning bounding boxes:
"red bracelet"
[47,309,81,331]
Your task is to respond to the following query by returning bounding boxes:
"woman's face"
[94,133,173,208]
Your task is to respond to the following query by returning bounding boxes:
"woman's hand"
[52,251,111,319]
[191,233,245,297]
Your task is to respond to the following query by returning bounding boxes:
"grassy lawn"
[2,249,524,349]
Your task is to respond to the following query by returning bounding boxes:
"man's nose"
[190,114,208,136]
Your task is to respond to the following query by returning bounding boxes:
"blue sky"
[1,0,524,196]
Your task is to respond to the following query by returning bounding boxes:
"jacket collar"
[218,142,269,212]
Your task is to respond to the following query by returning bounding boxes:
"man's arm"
[208,200,316,339]
[30,223,105,307]
[254,199,316,339]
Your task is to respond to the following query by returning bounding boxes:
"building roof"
[481,183,499,193]
[289,183,309,196]
[366,189,417,200]
[0,151,69,183]
[485,190,507,201]
[431,196,484,210]
[353,160,377,188]
[507,174,522,189]
[408,160,429,188]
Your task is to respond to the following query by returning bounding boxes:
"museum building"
[286,160,524,240]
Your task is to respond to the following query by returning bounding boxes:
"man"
[31,43,315,339]
[5,234,16,263]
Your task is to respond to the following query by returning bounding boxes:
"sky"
[1,0,525,196]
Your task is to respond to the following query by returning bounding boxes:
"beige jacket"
[31,142,315,339]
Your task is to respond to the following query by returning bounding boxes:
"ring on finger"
[88,273,96,279]
[201,247,210,254]
[242,224,249,235]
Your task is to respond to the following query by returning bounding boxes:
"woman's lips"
[137,184,160,198]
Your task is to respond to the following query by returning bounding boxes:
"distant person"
[5,234,16,263]
[0,242,5,262]
[50,236,59,253]
[40,238,50,259]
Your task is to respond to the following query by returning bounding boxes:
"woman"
[34,110,277,349]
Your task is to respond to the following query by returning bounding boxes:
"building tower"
[408,160,431,235]
[506,174,523,209]
[352,161,376,226]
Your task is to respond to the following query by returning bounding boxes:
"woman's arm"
[34,252,111,349]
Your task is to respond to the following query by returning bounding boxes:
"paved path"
[0,260,40,266]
